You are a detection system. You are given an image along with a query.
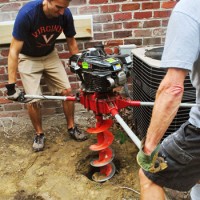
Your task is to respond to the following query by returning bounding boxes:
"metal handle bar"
[24,94,199,108]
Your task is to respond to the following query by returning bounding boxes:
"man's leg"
[62,99,75,129]
[27,102,45,151]
[139,168,166,200]
[27,102,43,133]
[61,89,88,141]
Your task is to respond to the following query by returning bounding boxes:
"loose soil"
[0,104,191,200]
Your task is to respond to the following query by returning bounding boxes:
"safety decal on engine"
[105,58,117,63]
[82,62,89,69]
[113,64,121,71]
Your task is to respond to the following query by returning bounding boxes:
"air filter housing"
[131,46,196,139]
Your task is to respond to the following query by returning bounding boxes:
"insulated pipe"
[139,102,200,108]
[108,105,141,149]
[114,113,141,149]
[24,95,76,101]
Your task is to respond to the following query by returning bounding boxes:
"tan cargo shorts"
[18,49,71,101]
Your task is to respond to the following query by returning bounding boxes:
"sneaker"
[68,126,88,141]
[33,133,45,152]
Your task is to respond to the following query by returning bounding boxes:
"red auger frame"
[23,91,198,182]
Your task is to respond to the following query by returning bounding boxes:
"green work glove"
[137,138,168,173]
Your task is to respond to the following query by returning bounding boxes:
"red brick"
[124,39,142,46]
[0,3,21,11]
[89,0,108,4]
[0,0,9,2]
[94,32,113,40]
[0,58,7,65]
[79,6,99,14]
[114,12,132,21]
[153,28,166,37]
[112,0,127,2]
[0,75,8,81]
[93,14,112,23]
[84,42,104,49]
[134,29,152,37]
[114,31,132,39]
[162,2,177,9]
[1,49,9,57]
[70,0,86,5]
[142,2,160,10]
[143,37,161,46]
[58,52,71,59]
[154,10,172,18]
[134,11,152,19]
[0,83,6,88]
[93,24,102,32]
[105,40,123,46]
[122,3,140,11]
[113,47,119,54]
[162,19,169,27]
[103,23,122,31]
[0,99,12,104]
[0,67,5,74]
[143,20,161,28]
[123,21,141,29]
[101,5,120,13]
[104,48,113,55]
[4,103,23,111]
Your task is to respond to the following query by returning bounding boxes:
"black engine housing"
[69,47,132,93]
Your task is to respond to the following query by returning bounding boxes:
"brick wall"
[0,0,177,118]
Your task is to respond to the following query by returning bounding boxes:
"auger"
[21,46,199,182]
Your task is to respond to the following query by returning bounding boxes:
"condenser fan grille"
[131,47,196,139]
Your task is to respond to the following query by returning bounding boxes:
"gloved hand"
[5,83,22,101]
[137,138,168,173]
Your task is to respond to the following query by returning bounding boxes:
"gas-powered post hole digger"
[17,45,200,182]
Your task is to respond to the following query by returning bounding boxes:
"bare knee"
[61,88,72,96]
[139,168,165,200]
[27,101,41,109]
[139,168,154,189]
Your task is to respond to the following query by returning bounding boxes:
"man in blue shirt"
[6,0,88,152]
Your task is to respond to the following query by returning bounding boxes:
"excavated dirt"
[0,104,191,200]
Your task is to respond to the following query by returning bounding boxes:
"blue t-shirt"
[13,0,76,57]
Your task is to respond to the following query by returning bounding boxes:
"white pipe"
[24,95,199,108]
[24,95,74,101]
[114,113,141,149]
[140,102,200,108]
[140,101,200,107]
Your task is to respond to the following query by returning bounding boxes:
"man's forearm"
[144,71,186,154]
[7,38,23,84]
[145,88,183,153]
[8,53,18,84]
[66,37,79,55]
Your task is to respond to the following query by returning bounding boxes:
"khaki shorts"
[18,49,71,99]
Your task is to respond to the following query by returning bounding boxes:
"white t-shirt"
[160,0,200,127]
